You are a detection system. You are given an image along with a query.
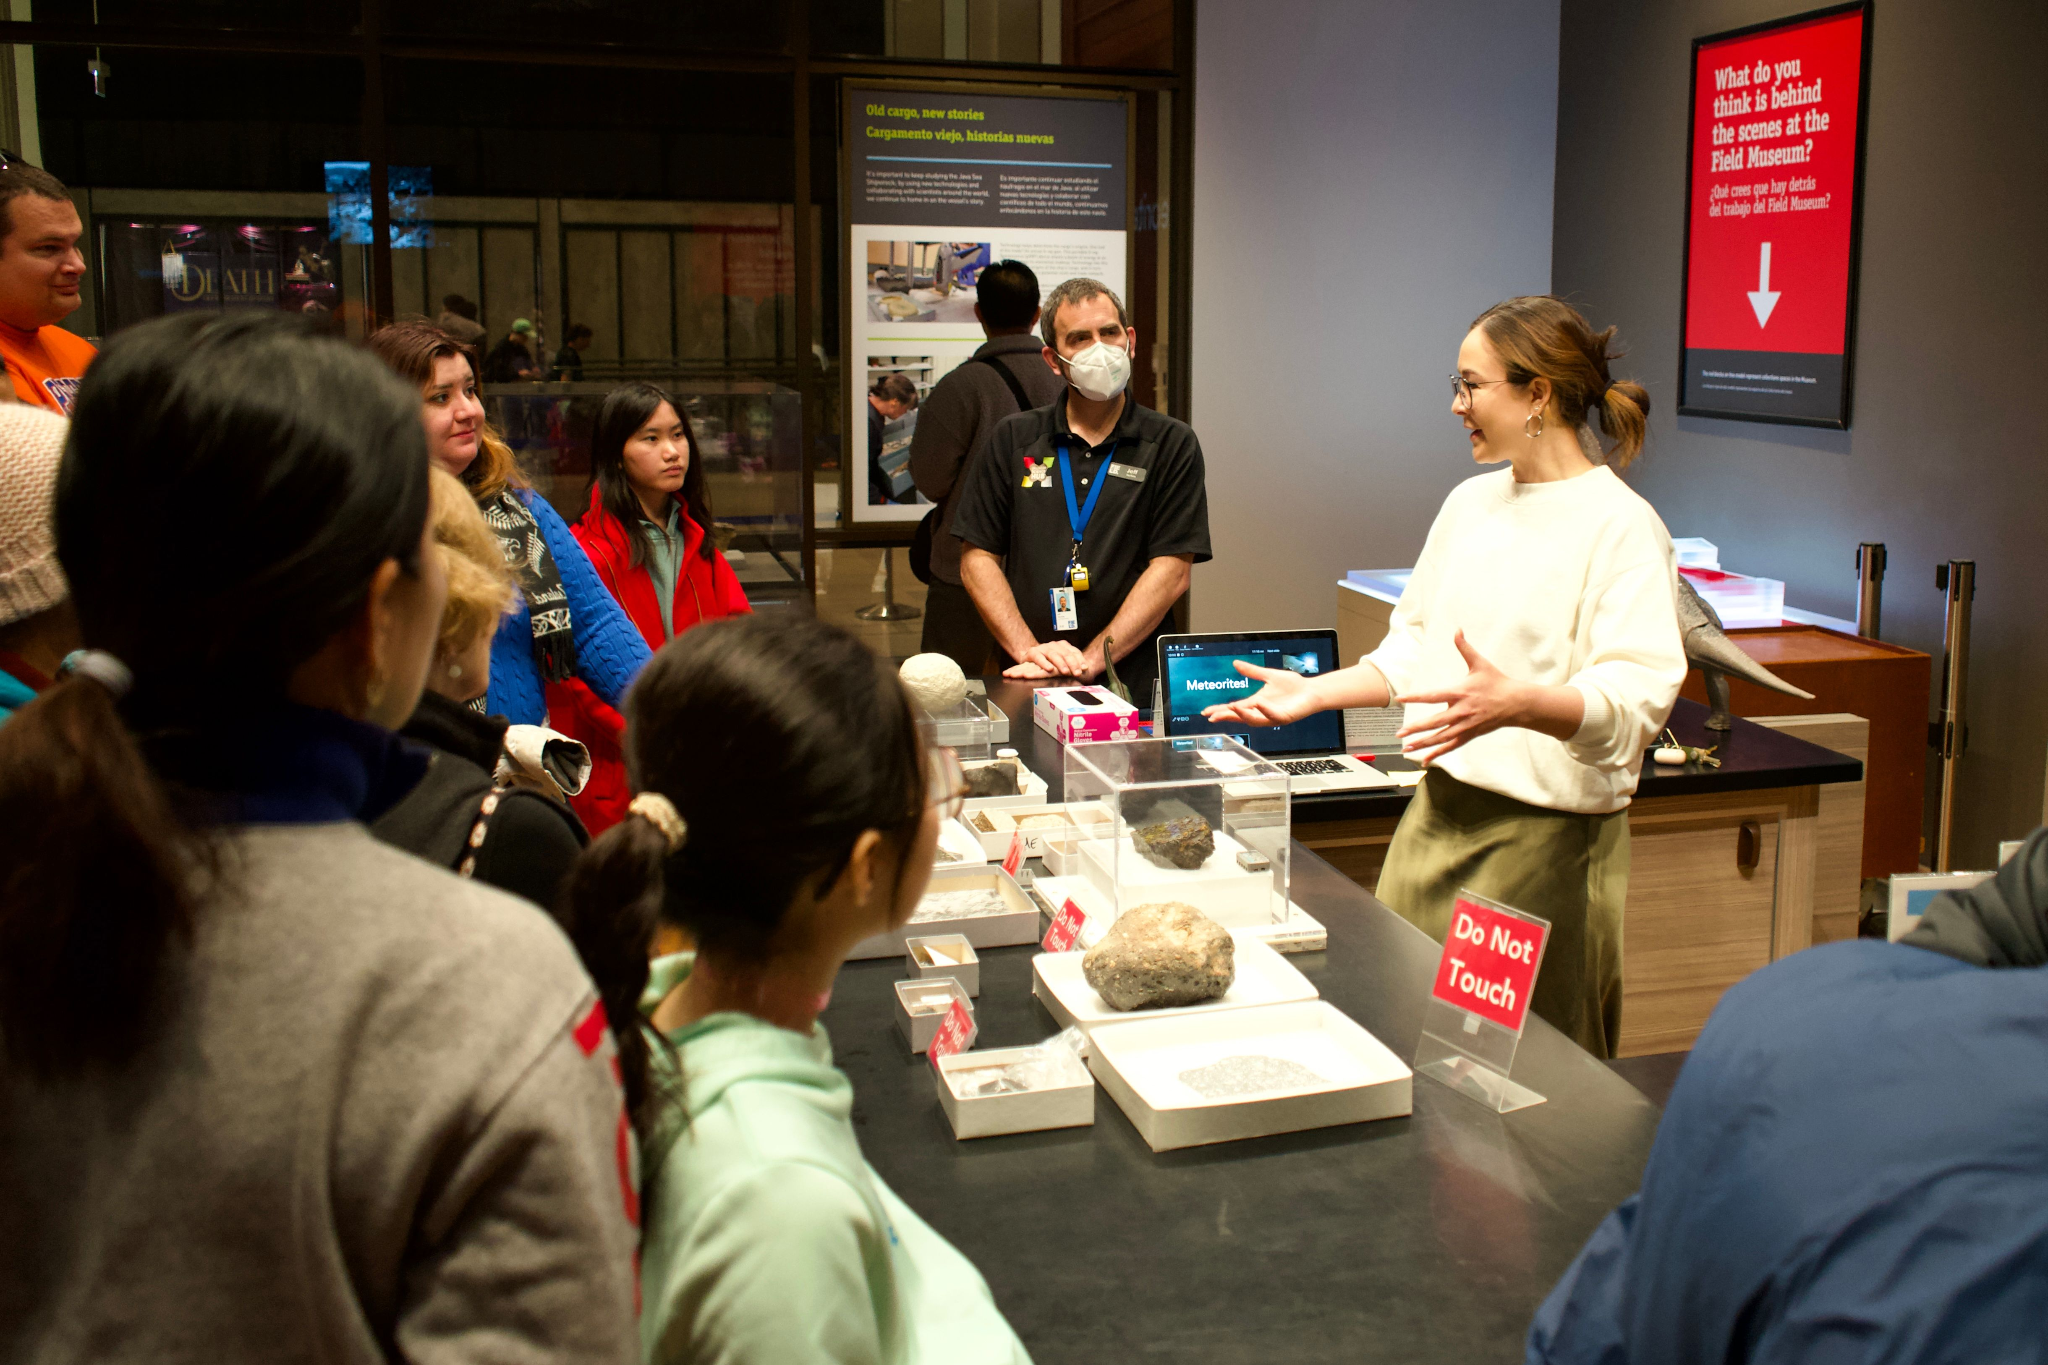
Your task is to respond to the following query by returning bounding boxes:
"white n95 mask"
[1060,339,1132,402]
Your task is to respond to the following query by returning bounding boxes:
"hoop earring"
[1524,410,1546,439]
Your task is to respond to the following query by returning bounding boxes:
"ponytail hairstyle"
[590,381,716,568]
[558,613,927,1130]
[0,311,431,1079]
[1471,296,1652,470]
[366,318,526,499]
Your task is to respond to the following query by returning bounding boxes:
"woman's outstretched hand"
[1199,661,1322,728]
[1395,629,1538,765]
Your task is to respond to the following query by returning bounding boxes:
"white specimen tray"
[962,801,1113,858]
[1031,930,1319,1033]
[847,865,1042,960]
[960,758,1050,812]
[1026,874,1327,954]
[1086,1000,1413,1152]
[932,817,989,868]
[935,1046,1095,1140]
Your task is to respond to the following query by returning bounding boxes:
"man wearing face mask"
[951,277,1210,705]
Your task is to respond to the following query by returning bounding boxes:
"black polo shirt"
[951,391,1211,678]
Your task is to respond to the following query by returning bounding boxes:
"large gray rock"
[1082,901,1236,1011]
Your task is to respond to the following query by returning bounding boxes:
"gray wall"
[1553,0,2048,867]
[1188,0,1561,633]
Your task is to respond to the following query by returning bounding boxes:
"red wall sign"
[1679,3,1870,427]
[1430,897,1548,1034]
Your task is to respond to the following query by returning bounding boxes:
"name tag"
[1106,461,1147,483]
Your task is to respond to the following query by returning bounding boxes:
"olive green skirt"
[1375,769,1629,1059]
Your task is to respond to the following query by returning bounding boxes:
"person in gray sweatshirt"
[0,312,640,1363]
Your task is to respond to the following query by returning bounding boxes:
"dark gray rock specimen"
[1131,814,1215,870]
[1082,901,1235,1011]
[962,762,1021,799]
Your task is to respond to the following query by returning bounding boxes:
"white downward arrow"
[1748,242,1781,328]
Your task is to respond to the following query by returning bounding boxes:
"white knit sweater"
[1365,465,1685,814]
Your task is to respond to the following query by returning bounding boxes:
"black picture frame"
[1675,0,1874,429]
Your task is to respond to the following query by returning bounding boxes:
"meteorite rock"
[970,811,998,833]
[961,761,1021,799]
[1082,901,1235,1011]
[1131,814,1215,870]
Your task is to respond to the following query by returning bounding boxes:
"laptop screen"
[1159,631,1346,757]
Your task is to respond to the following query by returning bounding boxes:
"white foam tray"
[1031,930,1319,1033]
[935,1046,1095,1140]
[1086,1000,1413,1152]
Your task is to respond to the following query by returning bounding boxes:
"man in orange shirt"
[0,157,93,413]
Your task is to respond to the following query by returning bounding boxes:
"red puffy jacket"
[558,484,752,835]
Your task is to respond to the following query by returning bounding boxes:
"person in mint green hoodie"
[555,611,1033,1365]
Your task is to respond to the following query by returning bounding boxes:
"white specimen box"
[959,755,1050,812]
[1031,930,1319,1033]
[961,801,1115,859]
[932,816,989,868]
[1062,735,1291,930]
[1086,1000,1413,1152]
[846,865,1042,960]
[1887,870,1993,941]
[904,934,980,997]
[894,977,975,1053]
[934,1047,1095,1140]
[917,697,993,759]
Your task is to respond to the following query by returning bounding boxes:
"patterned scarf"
[481,490,579,685]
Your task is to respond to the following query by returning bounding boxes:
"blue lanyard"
[1058,438,1113,548]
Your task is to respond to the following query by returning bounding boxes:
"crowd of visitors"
[0,141,2039,1364]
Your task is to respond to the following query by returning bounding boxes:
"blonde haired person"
[1204,297,1683,1057]
[372,468,591,912]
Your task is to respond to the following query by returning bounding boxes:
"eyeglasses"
[0,149,18,174]
[1449,374,1512,408]
[928,747,967,822]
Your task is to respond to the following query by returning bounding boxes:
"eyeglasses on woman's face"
[927,747,967,822]
[1449,373,1513,410]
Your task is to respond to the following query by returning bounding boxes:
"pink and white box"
[1032,685,1142,745]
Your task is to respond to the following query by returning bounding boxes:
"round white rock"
[900,652,968,714]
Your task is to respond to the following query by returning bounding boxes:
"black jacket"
[372,692,587,917]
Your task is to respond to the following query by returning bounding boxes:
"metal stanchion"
[1931,559,1974,871]
[1855,542,1886,639]
[854,547,922,622]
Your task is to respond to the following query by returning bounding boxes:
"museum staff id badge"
[1050,586,1079,632]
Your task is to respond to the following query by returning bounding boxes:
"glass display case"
[1061,735,1291,930]
[486,378,806,610]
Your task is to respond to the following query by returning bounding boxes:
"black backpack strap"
[972,353,1035,413]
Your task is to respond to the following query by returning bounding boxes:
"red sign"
[1002,831,1024,878]
[926,998,976,1065]
[1680,3,1868,426]
[1430,897,1548,1034]
[1042,898,1087,953]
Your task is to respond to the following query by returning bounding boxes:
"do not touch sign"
[1430,896,1549,1034]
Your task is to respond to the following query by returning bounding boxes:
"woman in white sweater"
[1205,297,1684,1056]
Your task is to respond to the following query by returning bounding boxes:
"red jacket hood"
[573,481,751,651]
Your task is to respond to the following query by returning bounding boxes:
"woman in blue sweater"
[370,321,649,725]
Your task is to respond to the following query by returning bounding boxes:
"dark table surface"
[976,680,1863,824]
[820,682,1671,1363]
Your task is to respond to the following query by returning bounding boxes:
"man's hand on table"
[1002,639,1098,681]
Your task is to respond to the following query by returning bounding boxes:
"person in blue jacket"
[369,320,649,725]
[1528,825,2048,1364]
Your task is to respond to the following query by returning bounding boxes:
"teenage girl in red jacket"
[563,384,752,831]
[575,382,751,649]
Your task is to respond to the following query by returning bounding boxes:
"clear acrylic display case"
[1060,735,1290,929]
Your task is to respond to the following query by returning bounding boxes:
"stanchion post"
[1855,542,1886,639]
[1932,559,1974,872]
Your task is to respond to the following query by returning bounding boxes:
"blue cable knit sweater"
[487,489,651,725]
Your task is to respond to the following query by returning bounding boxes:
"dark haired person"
[551,613,1029,1364]
[0,405,76,721]
[952,276,1210,705]
[575,381,750,649]
[482,316,542,383]
[368,320,650,730]
[0,312,638,1359]
[436,291,486,346]
[867,371,919,504]
[1530,827,2048,1362]
[908,258,1064,673]
[553,322,594,381]
[0,155,93,413]
[1204,296,1682,1057]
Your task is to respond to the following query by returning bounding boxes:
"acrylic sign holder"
[1413,891,1551,1114]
